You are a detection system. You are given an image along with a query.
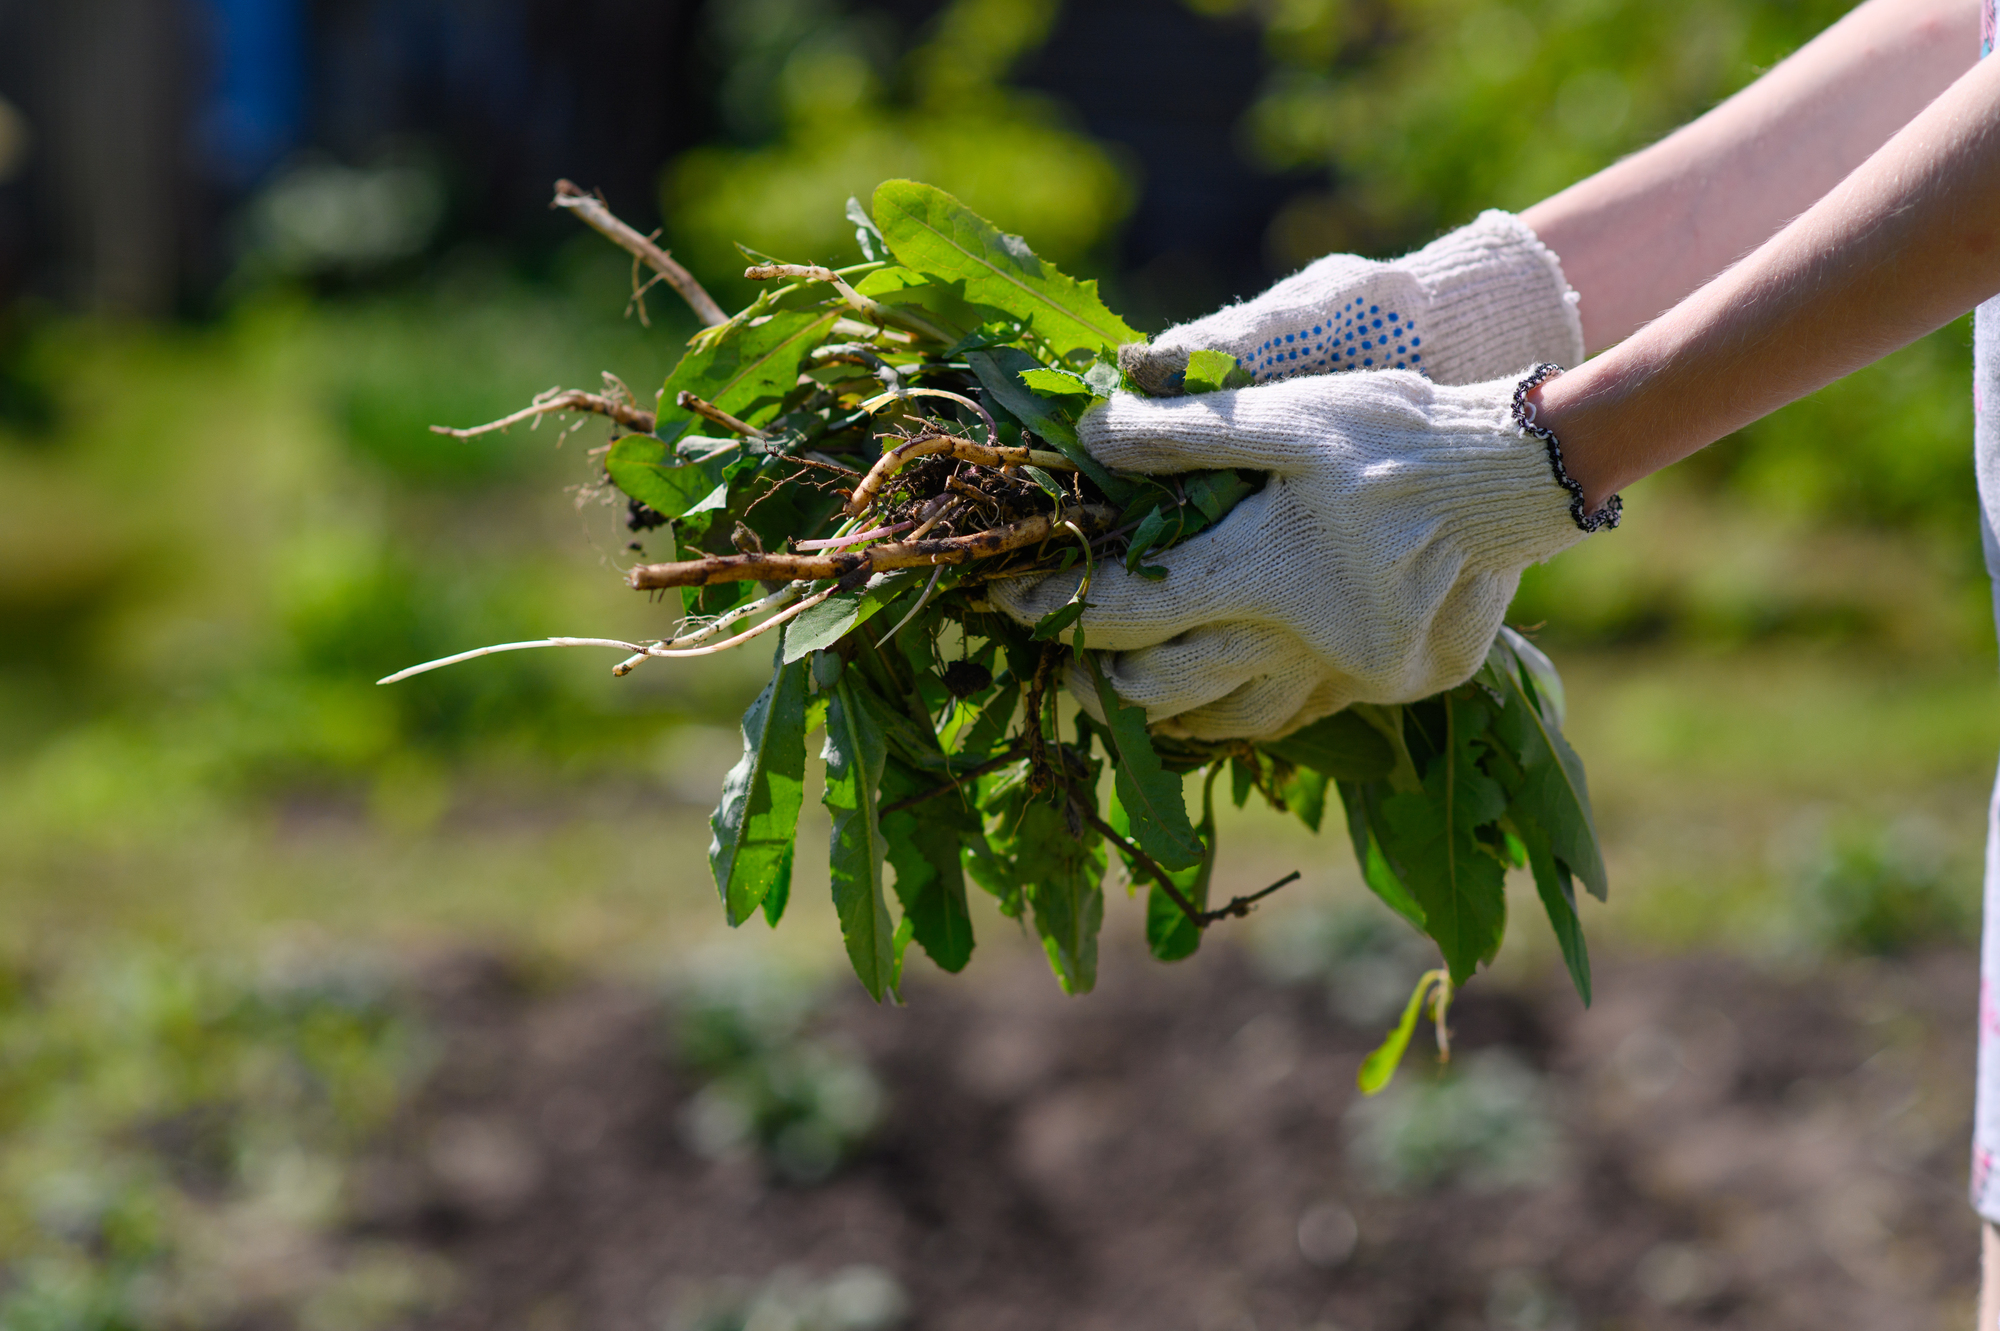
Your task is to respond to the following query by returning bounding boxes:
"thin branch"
[795,519,917,551]
[745,263,953,344]
[626,504,1117,590]
[378,637,651,685]
[431,389,655,440]
[676,391,767,440]
[1081,808,1206,929]
[553,180,727,327]
[1200,871,1303,923]
[378,585,840,686]
[811,342,903,392]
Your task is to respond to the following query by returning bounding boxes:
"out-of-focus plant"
[0,947,445,1331]
[1783,813,1974,957]
[1344,1048,1560,1192]
[666,0,1132,302]
[669,1264,910,1331]
[671,963,885,1184]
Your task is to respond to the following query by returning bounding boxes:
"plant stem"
[553,181,727,327]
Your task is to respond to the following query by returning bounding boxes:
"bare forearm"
[1538,51,2000,510]
[1521,0,1977,352]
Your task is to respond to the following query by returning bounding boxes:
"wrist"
[1521,359,1642,519]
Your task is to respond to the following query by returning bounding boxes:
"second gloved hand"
[1120,210,1583,394]
[988,369,1617,742]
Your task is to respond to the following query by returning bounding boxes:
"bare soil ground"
[357,941,1981,1331]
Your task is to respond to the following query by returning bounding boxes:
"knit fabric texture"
[990,372,1590,741]
[1129,211,1584,393]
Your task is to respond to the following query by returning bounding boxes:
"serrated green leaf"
[1086,655,1203,871]
[1262,709,1397,782]
[822,677,898,1001]
[655,310,838,444]
[709,648,810,928]
[1377,694,1509,985]
[1486,636,1607,901]
[1516,812,1591,1006]
[872,180,1142,360]
[1358,970,1444,1095]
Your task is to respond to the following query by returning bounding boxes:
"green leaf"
[1335,780,1427,929]
[709,648,810,927]
[1276,764,1327,833]
[965,347,1078,443]
[1183,470,1254,525]
[1024,805,1107,994]
[1262,709,1396,782]
[880,756,978,973]
[1086,655,1203,871]
[782,571,920,664]
[1498,625,1567,725]
[822,677,898,1001]
[1358,970,1445,1095]
[1123,506,1172,575]
[1377,694,1509,985]
[655,310,839,444]
[604,435,732,519]
[1182,349,1252,395]
[1516,813,1591,1006]
[1485,636,1608,901]
[847,195,884,261]
[1020,465,1066,500]
[1144,768,1219,962]
[872,180,1142,360]
[1019,367,1100,399]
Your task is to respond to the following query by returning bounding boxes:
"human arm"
[1536,44,2000,512]
[1523,0,1977,353]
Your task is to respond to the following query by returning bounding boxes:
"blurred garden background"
[1,0,1996,1327]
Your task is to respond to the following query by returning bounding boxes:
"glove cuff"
[1401,210,1586,385]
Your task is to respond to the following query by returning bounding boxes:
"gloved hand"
[1120,211,1583,395]
[989,368,1617,742]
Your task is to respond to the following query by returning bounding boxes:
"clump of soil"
[353,942,1979,1331]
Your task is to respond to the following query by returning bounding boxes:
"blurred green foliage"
[672,962,885,1184]
[0,946,442,1331]
[666,0,1131,300]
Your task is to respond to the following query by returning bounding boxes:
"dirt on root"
[356,941,1981,1331]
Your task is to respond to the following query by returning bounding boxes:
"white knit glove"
[989,369,1616,742]
[1121,211,1583,395]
